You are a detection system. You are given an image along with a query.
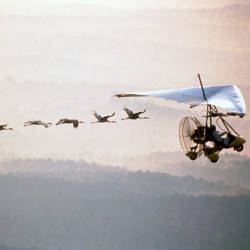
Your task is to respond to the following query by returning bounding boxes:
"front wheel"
[190,154,197,160]
[186,151,198,160]
[208,153,219,163]
[210,158,219,163]
[234,144,244,152]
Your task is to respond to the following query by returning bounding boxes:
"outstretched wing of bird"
[123,107,134,116]
[56,119,66,125]
[135,109,146,115]
[0,124,7,129]
[93,112,103,121]
[103,112,115,119]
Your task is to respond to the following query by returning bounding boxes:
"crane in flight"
[92,111,116,123]
[121,107,148,120]
[24,120,52,128]
[56,119,84,128]
[0,124,14,131]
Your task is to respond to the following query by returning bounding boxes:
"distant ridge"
[0,158,249,196]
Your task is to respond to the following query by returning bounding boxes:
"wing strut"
[198,74,207,102]
[198,74,211,127]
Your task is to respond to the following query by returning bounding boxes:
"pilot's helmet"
[210,125,216,131]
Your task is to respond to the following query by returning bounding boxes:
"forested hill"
[0,244,45,250]
[0,159,249,250]
[0,158,249,196]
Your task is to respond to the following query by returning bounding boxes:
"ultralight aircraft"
[116,74,246,163]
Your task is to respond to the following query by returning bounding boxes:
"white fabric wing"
[117,85,246,115]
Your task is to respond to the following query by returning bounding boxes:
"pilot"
[209,125,230,147]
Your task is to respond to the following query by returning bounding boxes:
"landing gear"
[208,153,219,163]
[234,144,244,152]
[179,105,246,163]
[186,151,198,160]
[210,157,219,163]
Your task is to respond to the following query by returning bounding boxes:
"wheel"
[208,153,219,163]
[186,151,198,160]
[234,144,244,152]
[189,153,198,160]
[210,158,219,163]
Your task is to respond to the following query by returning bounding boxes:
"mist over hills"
[0,158,249,250]
[1,158,249,196]
[122,152,250,189]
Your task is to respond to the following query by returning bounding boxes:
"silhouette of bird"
[0,124,14,131]
[56,119,84,128]
[122,107,148,120]
[92,111,116,123]
[24,120,52,128]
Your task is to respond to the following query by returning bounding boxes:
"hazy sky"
[1,0,249,13]
[0,0,249,165]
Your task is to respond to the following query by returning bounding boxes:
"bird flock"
[0,107,148,131]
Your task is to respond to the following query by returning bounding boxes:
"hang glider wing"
[116,85,246,116]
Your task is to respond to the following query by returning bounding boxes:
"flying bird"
[92,111,116,123]
[121,107,148,120]
[0,124,14,131]
[24,120,52,128]
[56,119,84,128]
